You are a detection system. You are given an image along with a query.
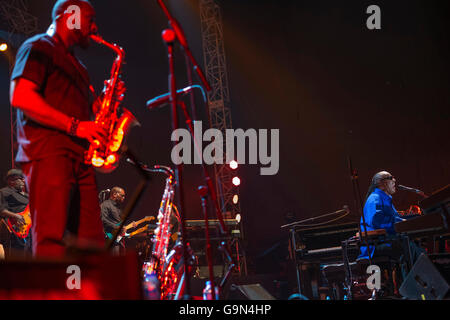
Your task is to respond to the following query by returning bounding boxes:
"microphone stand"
[198,185,217,299]
[160,29,192,300]
[156,1,236,298]
[184,55,198,122]
[347,156,372,268]
[156,0,213,130]
[156,0,211,92]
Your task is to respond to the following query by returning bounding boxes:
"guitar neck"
[128,226,151,237]
[125,216,154,230]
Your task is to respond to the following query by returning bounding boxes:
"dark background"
[0,0,449,272]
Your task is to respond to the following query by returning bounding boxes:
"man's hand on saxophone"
[75,121,109,145]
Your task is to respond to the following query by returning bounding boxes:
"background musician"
[9,0,108,257]
[0,169,31,258]
[100,186,133,254]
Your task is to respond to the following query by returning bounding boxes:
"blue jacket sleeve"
[364,195,395,232]
[363,194,380,228]
[366,194,398,234]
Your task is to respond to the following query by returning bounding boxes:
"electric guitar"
[6,204,32,239]
[106,216,155,243]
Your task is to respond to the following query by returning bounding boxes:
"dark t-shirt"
[11,33,93,162]
[0,186,29,214]
[100,199,123,235]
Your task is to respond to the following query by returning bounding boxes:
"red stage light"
[162,29,176,43]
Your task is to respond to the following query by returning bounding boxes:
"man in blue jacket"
[359,171,425,265]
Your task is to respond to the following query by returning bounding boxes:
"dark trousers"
[21,155,105,257]
[0,231,32,259]
[9,232,32,256]
[374,239,426,280]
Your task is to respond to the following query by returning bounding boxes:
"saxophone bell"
[91,108,140,174]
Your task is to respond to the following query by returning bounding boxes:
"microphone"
[397,184,427,197]
[146,86,194,110]
[126,157,136,165]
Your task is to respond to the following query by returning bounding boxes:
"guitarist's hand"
[13,214,25,226]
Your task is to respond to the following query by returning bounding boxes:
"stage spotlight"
[232,194,239,204]
[0,43,8,52]
[229,160,238,170]
[232,177,240,186]
[235,213,241,223]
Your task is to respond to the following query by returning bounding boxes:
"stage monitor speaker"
[399,253,450,300]
[230,283,276,300]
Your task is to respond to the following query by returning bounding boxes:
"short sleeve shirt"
[11,33,93,162]
[100,199,123,234]
[0,186,29,214]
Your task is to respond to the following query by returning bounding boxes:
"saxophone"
[142,165,186,299]
[85,34,138,172]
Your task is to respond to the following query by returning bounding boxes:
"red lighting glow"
[162,29,176,43]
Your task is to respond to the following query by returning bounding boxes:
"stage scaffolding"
[199,0,247,276]
[0,0,37,168]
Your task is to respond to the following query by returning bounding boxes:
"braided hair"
[365,171,390,201]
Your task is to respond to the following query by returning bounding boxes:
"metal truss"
[0,0,37,168]
[199,0,247,276]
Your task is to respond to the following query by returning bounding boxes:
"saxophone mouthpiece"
[90,33,103,44]
[89,34,124,55]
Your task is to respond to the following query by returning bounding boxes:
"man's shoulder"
[0,186,12,196]
[18,33,55,54]
[101,199,113,209]
[367,192,382,203]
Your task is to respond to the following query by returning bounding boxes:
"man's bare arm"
[10,78,72,132]
[0,209,25,225]
[10,78,107,143]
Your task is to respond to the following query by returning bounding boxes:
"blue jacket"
[358,188,403,259]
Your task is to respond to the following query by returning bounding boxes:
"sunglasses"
[382,176,395,181]
[10,176,25,181]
